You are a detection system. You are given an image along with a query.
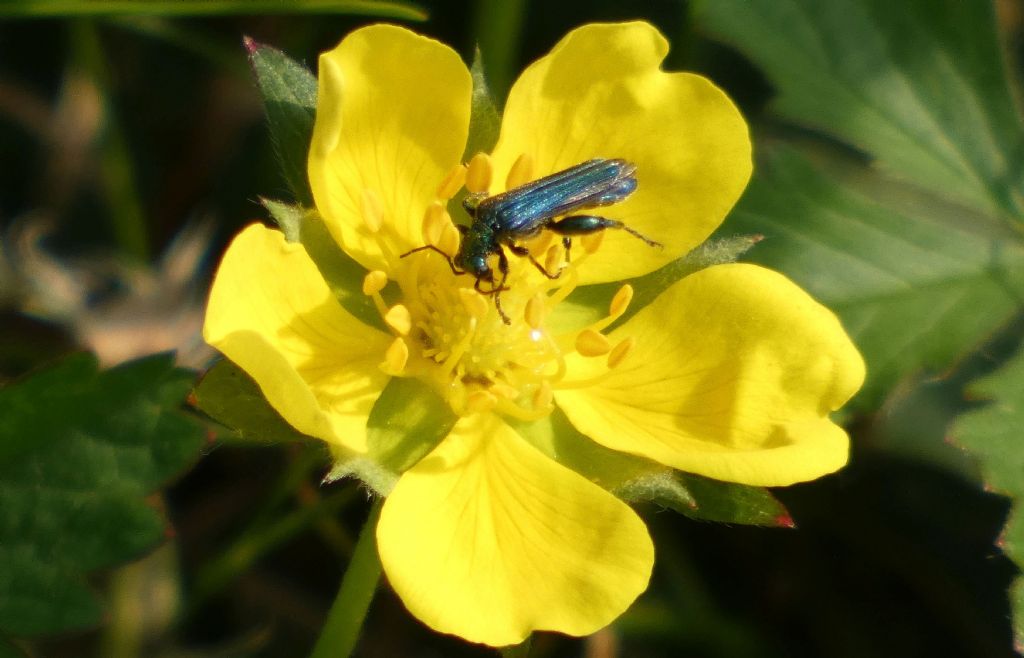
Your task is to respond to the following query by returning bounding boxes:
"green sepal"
[261,198,384,331]
[0,353,204,637]
[514,408,791,526]
[193,358,312,445]
[462,47,502,161]
[246,37,317,206]
[552,233,764,333]
[365,377,456,475]
[324,455,398,498]
[953,347,1024,645]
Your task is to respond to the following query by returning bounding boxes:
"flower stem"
[309,497,384,658]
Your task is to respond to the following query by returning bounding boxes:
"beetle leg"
[562,236,572,264]
[400,244,467,276]
[548,215,662,248]
[505,242,562,280]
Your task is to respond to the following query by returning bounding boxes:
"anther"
[607,337,636,369]
[362,270,388,295]
[459,287,489,319]
[609,284,633,318]
[580,231,605,254]
[384,304,413,335]
[505,153,534,190]
[421,201,448,245]
[575,329,612,357]
[380,337,409,374]
[437,163,468,200]
[543,244,563,275]
[524,294,546,329]
[465,152,493,194]
[489,382,519,400]
[466,390,498,413]
[439,222,461,256]
[532,381,553,410]
[361,189,384,233]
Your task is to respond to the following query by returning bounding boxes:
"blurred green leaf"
[193,358,312,445]
[701,0,1024,218]
[248,39,318,207]
[0,353,204,637]
[726,147,1024,408]
[953,346,1024,646]
[0,0,427,19]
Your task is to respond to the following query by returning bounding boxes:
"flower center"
[362,152,637,420]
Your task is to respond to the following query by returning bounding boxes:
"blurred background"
[1,1,1022,657]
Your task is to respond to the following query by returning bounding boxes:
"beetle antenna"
[400,245,467,275]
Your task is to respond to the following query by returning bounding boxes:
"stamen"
[465,152,493,194]
[384,304,413,336]
[580,231,605,254]
[466,390,497,413]
[505,152,534,190]
[524,294,546,329]
[362,270,388,295]
[526,230,555,257]
[489,382,519,400]
[609,284,633,319]
[607,337,636,369]
[459,288,489,319]
[362,270,390,318]
[543,244,563,275]
[437,163,468,200]
[380,338,410,374]
[532,380,553,410]
[421,201,448,245]
[575,329,611,357]
[438,222,461,256]
[361,189,384,233]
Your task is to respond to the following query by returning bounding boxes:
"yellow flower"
[204,22,865,646]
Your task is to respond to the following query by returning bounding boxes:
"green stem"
[188,485,357,614]
[309,498,384,658]
[70,20,149,261]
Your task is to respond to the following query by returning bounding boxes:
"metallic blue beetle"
[402,158,660,323]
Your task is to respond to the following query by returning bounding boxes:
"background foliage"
[0,1,1022,656]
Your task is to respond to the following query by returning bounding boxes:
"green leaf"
[193,358,312,445]
[701,0,1024,218]
[0,0,428,19]
[726,147,1024,408]
[0,353,204,637]
[952,346,1024,646]
[462,48,502,161]
[247,38,318,206]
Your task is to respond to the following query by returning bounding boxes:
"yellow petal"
[555,264,865,486]
[491,22,751,284]
[308,24,472,271]
[377,413,653,646]
[203,224,392,451]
